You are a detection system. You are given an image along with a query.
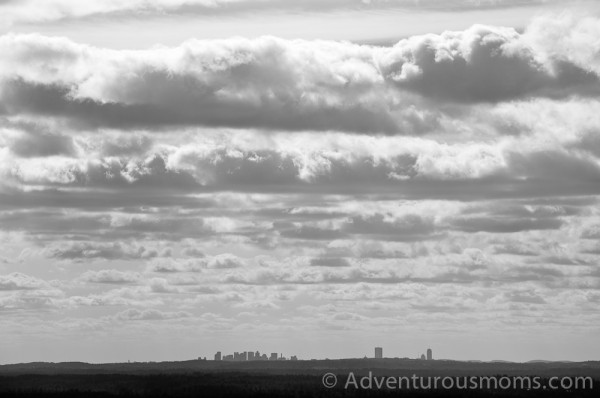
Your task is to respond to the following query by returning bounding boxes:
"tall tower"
[427,348,432,361]
[374,347,383,359]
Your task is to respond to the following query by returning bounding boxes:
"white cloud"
[80,270,141,284]
[0,272,50,290]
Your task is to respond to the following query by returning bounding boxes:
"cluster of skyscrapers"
[214,351,298,361]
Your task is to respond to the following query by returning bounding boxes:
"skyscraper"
[374,347,383,359]
[214,351,221,361]
[427,348,432,360]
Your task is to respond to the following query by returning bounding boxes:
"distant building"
[214,352,222,361]
[290,355,298,361]
[427,348,432,361]
[420,354,426,360]
[247,351,255,361]
[223,354,233,361]
[270,352,278,361]
[375,347,383,359]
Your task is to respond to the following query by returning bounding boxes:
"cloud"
[114,308,191,321]
[182,247,206,257]
[47,242,161,261]
[1,16,599,133]
[493,241,539,256]
[310,257,351,267]
[206,253,246,269]
[0,0,558,26]
[0,273,64,312]
[147,259,205,273]
[147,254,245,273]
[80,269,141,284]
[581,224,600,239]
[450,217,563,233]
[148,278,180,293]
[345,213,436,240]
[3,121,76,158]
[0,138,507,195]
[0,39,398,133]
[0,295,58,312]
[504,290,547,304]
[278,223,346,240]
[0,184,217,211]
[382,24,598,102]
[0,272,50,290]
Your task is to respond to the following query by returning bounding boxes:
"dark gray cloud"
[493,242,539,256]
[389,36,599,102]
[277,223,346,240]
[5,121,76,158]
[0,210,107,234]
[0,188,217,211]
[505,291,547,304]
[0,77,398,133]
[48,242,162,261]
[450,217,563,233]
[182,248,206,258]
[345,213,436,241]
[581,225,600,239]
[310,257,351,267]
[100,134,154,157]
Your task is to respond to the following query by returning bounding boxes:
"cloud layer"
[0,0,561,25]
[1,13,600,363]
[1,15,599,134]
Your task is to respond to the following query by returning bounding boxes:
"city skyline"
[1,0,600,365]
[208,346,433,361]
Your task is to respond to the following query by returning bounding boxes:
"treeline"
[0,373,598,398]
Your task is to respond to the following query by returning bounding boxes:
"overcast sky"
[1,0,600,364]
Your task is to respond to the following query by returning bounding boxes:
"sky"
[1,0,600,364]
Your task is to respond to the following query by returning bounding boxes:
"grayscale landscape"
[1,0,599,396]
